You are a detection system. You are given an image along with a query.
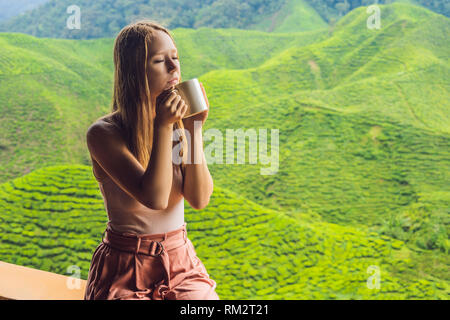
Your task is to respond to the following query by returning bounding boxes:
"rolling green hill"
[0,164,447,299]
[249,0,327,32]
[199,3,450,252]
[1,2,448,245]
[0,3,448,298]
[0,34,113,182]
[0,25,329,184]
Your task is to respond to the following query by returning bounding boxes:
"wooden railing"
[0,261,86,300]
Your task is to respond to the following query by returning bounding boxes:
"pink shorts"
[84,222,219,300]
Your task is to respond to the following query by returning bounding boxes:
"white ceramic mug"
[170,78,208,119]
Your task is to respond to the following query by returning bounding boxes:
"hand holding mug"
[155,89,188,126]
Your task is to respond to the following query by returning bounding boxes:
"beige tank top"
[91,154,186,236]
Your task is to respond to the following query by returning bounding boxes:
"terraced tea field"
[0,165,447,299]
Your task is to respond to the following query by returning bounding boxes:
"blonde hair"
[99,20,187,173]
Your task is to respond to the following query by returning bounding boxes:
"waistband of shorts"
[102,222,188,257]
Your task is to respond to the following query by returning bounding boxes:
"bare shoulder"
[86,116,137,179]
[87,116,123,144]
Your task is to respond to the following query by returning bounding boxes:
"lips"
[167,78,178,84]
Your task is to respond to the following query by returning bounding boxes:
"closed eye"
[156,58,179,63]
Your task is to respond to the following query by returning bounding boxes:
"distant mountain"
[0,0,327,39]
[304,0,449,23]
[0,164,447,299]
[0,0,49,23]
[0,0,448,39]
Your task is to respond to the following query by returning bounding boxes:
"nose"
[166,58,177,71]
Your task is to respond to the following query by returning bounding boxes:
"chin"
[165,84,176,90]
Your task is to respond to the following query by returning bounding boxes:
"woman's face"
[147,30,181,112]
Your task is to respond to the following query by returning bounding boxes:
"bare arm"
[140,123,174,209]
[182,122,213,210]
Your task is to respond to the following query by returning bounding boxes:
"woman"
[84,20,218,300]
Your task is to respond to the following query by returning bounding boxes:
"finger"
[158,92,172,107]
[157,90,170,102]
[171,95,182,113]
[200,83,209,107]
[200,82,205,95]
[170,93,181,106]
[158,89,175,104]
[178,101,187,115]
[178,100,186,113]
[166,91,179,106]
[176,101,185,118]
